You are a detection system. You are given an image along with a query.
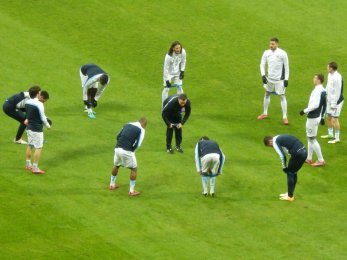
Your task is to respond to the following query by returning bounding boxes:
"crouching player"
[109,118,147,196]
[195,136,225,197]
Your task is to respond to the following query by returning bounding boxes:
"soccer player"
[162,93,191,153]
[258,38,290,125]
[2,86,41,144]
[79,64,110,119]
[109,118,147,196]
[25,90,51,174]
[321,62,344,144]
[195,136,225,197]
[300,74,327,167]
[162,41,187,104]
[264,135,307,202]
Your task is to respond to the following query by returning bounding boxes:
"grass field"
[1,0,347,259]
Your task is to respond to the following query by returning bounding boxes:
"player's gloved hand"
[282,167,289,173]
[92,100,97,108]
[84,100,92,108]
[284,80,289,87]
[320,118,325,126]
[166,80,171,88]
[262,75,268,84]
[47,118,52,126]
[179,71,185,80]
[299,110,305,116]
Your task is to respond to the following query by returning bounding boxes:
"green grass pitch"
[1,1,347,259]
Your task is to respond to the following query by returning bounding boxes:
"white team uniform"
[260,48,289,95]
[304,84,326,137]
[326,71,344,117]
[163,49,186,87]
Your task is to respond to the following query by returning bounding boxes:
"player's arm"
[283,52,289,80]
[273,141,287,168]
[95,78,109,101]
[163,54,171,82]
[135,128,145,149]
[181,101,191,125]
[194,143,202,173]
[38,103,51,128]
[304,90,320,113]
[260,52,267,77]
[180,49,187,72]
[321,91,327,117]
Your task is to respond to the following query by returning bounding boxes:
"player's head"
[313,74,324,85]
[269,37,279,51]
[168,41,182,56]
[263,136,274,147]
[99,74,109,85]
[39,90,49,103]
[200,136,210,141]
[28,85,41,98]
[139,117,147,129]
[178,93,188,107]
[327,62,338,73]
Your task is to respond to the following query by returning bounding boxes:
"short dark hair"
[40,90,49,100]
[28,85,41,98]
[270,37,279,43]
[178,93,187,100]
[315,74,324,83]
[263,136,273,146]
[99,74,109,85]
[328,62,338,71]
[200,136,209,141]
[168,41,182,56]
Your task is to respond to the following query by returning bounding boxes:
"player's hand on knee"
[166,80,171,88]
[284,80,288,87]
[179,71,184,80]
[176,123,182,129]
[262,75,268,84]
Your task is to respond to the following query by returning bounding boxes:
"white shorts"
[27,130,44,149]
[201,153,222,175]
[263,81,285,95]
[80,70,98,89]
[327,100,344,118]
[306,117,320,137]
[163,75,182,88]
[113,148,137,169]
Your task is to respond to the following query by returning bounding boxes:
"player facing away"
[195,136,225,197]
[162,94,191,153]
[162,41,187,104]
[79,64,110,119]
[25,90,51,174]
[258,37,290,125]
[2,85,41,144]
[321,62,344,144]
[300,74,327,167]
[264,135,307,202]
[109,118,147,196]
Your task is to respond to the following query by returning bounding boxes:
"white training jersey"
[163,48,186,80]
[326,70,343,107]
[304,84,325,114]
[16,92,30,109]
[260,47,289,82]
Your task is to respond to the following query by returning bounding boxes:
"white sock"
[280,95,287,119]
[130,180,136,193]
[176,86,183,94]
[110,175,117,185]
[202,176,208,194]
[26,160,32,167]
[162,88,169,104]
[335,130,340,140]
[263,95,270,115]
[210,177,216,194]
[312,139,324,161]
[328,128,334,136]
[307,140,314,160]
[32,163,38,170]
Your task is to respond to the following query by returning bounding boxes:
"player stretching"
[258,38,290,125]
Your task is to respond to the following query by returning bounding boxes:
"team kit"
[3,39,344,200]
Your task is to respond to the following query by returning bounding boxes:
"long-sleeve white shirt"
[304,84,325,114]
[326,70,343,108]
[163,49,186,81]
[82,74,109,101]
[260,48,289,82]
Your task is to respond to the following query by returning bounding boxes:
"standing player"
[80,64,110,119]
[264,135,307,201]
[25,90,51,174]
[109,118,147,196]
[162,94,191,153]
[300,74,326,166]
[321,62,344,144]
[162,41,187,104]
[258,38,290,125]
[195,136,225,197]
[2,86,41,144]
